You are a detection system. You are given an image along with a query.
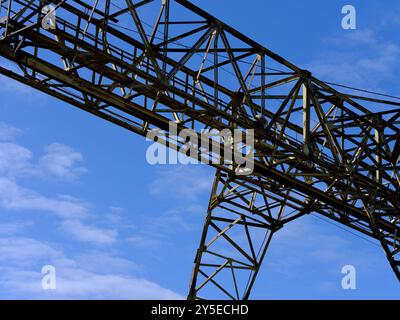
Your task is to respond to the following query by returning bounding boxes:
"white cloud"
[0,124,87,182]
[0,237,183,299]
[103,206,124,225]
[0,127,119,246]
[76,252,139,274]
[0,176,124,246]
[308,28,400,91]
[125,166,214,249]
[328,29,378,46]
[0,221,32,235]
[0,122,22,142]
[0,124,93,225]
[127,202,206,249]
[39,143,87,181]
[0,177,90,219]
[127,235,164,249]
[0,121,184,298]
[61,219,118,245]
[4,268,183,299]
[149,166,213,201]
[0,142,34,177]
[267,215,382,282]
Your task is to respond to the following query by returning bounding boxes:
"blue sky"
[0,0,399,299]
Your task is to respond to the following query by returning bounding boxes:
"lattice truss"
[0,0,399,299]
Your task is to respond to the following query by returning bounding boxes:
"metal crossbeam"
[0,0,399,299]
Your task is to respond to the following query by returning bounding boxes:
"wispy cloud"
[0,123,118,245]
[149,166,213,201]
[0,237,183,299]
[0,177,90,219]
[39,143,87,182]
[0,221,33,236]
[0,122,22,142]
[267,215,383,286]
[126,166,212,249]
[60,219,118,245]
[308,28,400,92]
[0,122,182,298]
[0,142,34,177]
[127,203,206,249]
[5,268,184,299]
[0,123,87,181]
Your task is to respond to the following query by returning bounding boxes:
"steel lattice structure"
[0,0,399,300]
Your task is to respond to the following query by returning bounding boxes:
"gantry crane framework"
[0,0,399,299]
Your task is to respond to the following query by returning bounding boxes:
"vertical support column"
[188,170,221,300]
[374,116,382,183]
[162,0,170,76]
[260,55,266,116]
[2,0,13,39]
[302,80,311,156]
[187,170,281,300]
[393,135,400,164]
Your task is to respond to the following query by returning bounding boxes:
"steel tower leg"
[188,170,284,300]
